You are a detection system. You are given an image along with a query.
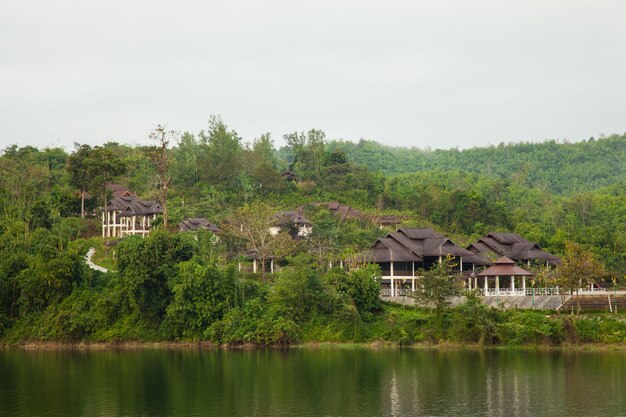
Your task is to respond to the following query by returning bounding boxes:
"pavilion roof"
[477,256,533,276]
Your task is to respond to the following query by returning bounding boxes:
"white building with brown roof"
[101,195,163,238]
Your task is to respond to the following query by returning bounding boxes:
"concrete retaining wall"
[382,295,568,310]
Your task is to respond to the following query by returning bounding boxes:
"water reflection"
[0,348,625,416]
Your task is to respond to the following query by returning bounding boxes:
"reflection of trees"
[2,349,625,416]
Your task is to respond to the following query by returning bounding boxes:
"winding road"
[84,247,110,273]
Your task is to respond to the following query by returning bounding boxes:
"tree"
[116,230,195,322]
[412,256,461,339]
[329,265,381,321]
[173,132,201,187]
[226,202,293,281]
[146,125,178,228]
[554,241,606,314]
[244,133,285,193]
[67,143,92,218]
[283,129,326,180]
[198,116,243,187]
[85,146,126,214]
[164,261,239,339]
[0,154,49,228]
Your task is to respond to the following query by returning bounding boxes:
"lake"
[1,347,625,416]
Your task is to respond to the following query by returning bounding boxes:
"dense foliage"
[0,120,624,344]
[326,134,625,195]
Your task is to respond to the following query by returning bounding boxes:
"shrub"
[448,295,501,344]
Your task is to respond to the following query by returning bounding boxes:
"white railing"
[476,287,561,296]
[383,286,610,298]
[475,287,607,297]
[380,288,414,297]
[578,288,607,294]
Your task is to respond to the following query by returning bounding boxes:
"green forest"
[0,118,624,345]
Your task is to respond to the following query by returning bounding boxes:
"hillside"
[326,134,626,195]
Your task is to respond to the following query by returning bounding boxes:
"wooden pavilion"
[476,256,533,295]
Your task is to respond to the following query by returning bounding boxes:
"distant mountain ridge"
[327,134,625,195]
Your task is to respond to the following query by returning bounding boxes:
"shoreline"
[3,340,626,352]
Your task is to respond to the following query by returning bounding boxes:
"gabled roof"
[468,232,560,265]
[179,218,220,233]
[367,238,422,263]
[394,228,475,257]
[376,215,404,225]
[104,196,163,216]
[462,253,492,266]
[477,256,533,276]
[368,228,487,267]
[304,202,367,221]
[106,183,134,198]
[397,228,444,240]
[275,210,312,226]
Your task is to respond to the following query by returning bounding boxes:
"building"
[304,201,367,222]
[270,211,313,237]
[467,232,560,266]
[367,228,491,296]
[178,218,220,233]
[475,256,533,295]
[281,171,298,182]
[375,215,404,230]
[102,195,163,238]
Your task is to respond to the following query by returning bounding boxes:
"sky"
[1,0,626,151]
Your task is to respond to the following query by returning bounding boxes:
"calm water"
[1,347,625,417]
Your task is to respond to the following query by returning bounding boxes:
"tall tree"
[173,132,200,187]
[146,125,178,228]
[198,116,243,186]
[86,146,126,214]
[226,201,292,281]
[67,143,92,218]
[245,133,284,192]
[554,241,606,314]
[283,129,327,180]
[412,256,461,340]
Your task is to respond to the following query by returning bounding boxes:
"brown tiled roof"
[367,238,422,263]
[463,253,492,266]
[477,256,533,276]
[179,218,220,233]
[104,196,162,216]
[106,183,134,198]
[468,232,560,265]
[397,228,444,240]
[369,228,489,268]
[377,215,404,225]
[275,211,312,226]
[303,202,367,222]
[394,228,475,257]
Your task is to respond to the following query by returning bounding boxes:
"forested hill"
[326,134,626,195]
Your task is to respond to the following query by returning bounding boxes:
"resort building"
[101,195,163,238]
[367,228,491,297]
[178,218,220,233]
[270,211,313,237]
[468,233,561,266]
[304,201,367,222]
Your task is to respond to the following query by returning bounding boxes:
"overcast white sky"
[1,0,625,150]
